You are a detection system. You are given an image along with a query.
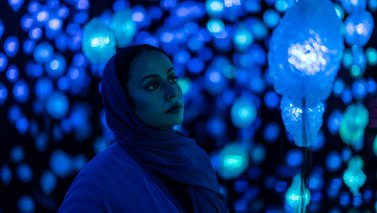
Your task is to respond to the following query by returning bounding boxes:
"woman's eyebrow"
[139,67,175,83]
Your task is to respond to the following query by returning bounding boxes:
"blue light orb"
[16,116,29,134]
[46,18,63,39]
[218,142,249,180]
[82,18,116,64]
[344,10,374,47]
[286,149,303,167]
[0,83,8,105]
[17,163,33,182]
[231,96,257,128]
[35,78,53,100]
[334,4,345,20]
[326,151,342,172]
[207,18,225,34]
[1,164,12,185]
[29,27,42,40]
[18,195,35,213]
[250,143,266,164]
[40,171,57,194]
[263,122,280,143]
[50,150,72,178]
[0,20,4,39]
[204,69,227,95]
[187,57,205,74]
[233,25,253,51]
[8,0,24,12]
[275,0,294,12]
[280,96,325,147]
[4,36,19,58]
[10,145,24,163]
[285,174,311,211]
[268,0,344,106]
[327,109,343,135]
[0,52,7,72]
[46,54,66,78]
[341,0,367,14]
[248,18,268,40]
[13,80,29,103]
[207,116,226,137]
[205,0,224,17]
[263,9,280,29]
[33,41,54,64]
[264,91,280,109]
[333,79,345,96]
[23,39,35,55]
[366,47,377,65]
[110,9,136,48]
[373,135,377,156]
[46,92,69,119]
[350,46,367,78]
[6,64,19,82]
[352,79,367,100]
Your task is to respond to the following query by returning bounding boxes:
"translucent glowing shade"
[82,18,116,64]
[4,36,19,58]
[344,10,374,47]
[339,103,369,146]
[268,0,344,105]
[33,41,54,64]
[280,96,325,147]
[110,9,136,48]
[218,142,249,180]
[231,96,257,128]
[343,156,366,194]
[285,174,311,211]
[341,0,367,14]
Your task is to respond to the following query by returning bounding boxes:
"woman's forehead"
[130,51,173,76]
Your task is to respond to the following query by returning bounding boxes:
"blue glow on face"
[4,36,19,58]
[16,116,29,134]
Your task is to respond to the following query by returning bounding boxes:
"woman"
[58,44,229,213]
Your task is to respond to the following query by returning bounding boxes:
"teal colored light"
[207,19,225,34]
[339,103,369,146]
[233,26,253,51]
[343,156,366,194]
[82,18,116,64]
[205,0,224,17]
[370,0,377,11]
[110,9,136,48]
[342,50,353,68]
[285,174,311,211]
[263,9,280,29]
[275,0,293,12]
[350,65,364,78]
[178,78,191,95]
[366,47,377,65]
[373,135,377,156]
[250,19,268,40]
[218,142,249,180]
[334,4,345,20]
[231,96,257,128]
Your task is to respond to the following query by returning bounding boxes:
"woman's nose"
[165,82,178,101]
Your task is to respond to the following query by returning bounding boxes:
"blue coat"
[58,142,185,213]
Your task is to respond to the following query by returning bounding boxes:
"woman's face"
[125,50,184,130]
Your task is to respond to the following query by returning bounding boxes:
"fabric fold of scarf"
[101,53,229,213]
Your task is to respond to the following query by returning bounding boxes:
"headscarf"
[101,49,229,213]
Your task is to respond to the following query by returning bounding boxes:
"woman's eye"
[170,76,178,83]
[146,83,159,90]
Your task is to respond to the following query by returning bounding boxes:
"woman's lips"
[166,104,182,113]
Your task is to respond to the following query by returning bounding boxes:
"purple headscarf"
[101,47,229,213]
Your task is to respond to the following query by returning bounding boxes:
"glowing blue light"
[0,53,8,72]
[275,0,293,12]
[8,0,24,12]
[40,171,57,194]
[33,41,54,64]
[1,164,12,185]
[76,0,89,10]
[343,156,366,194]
[10,146,24,163]
[73,53,87,67]
[57,77,70,91]
[218,142,249,180]
[327,109,343,135]
[110,9,136,48]
[344,10,374,47]
[280,96,325,147]
[187,58,205,74]
[233,25,253,51]
[6,64,19,82]
[36,8,50,24]
[370,0,377,11]
[339,192,350,206]
[326,151,342,172]
[0,83,8,105]
[334,4,345,20]
[74,12,89,24]
[58,4,69,19]
[264,91,279,109]
[286,149,302,167]
[263,122,280,143]
[249,19,268,40]
[46,54,66,78]
[250,143,266,164]
[54,34,69,52]
[352,79,367,100]
[198,47,213,61]
[285,174,311,211]
[13,80,29,103]
[82,18,116,64]
[20,14,34,32]
[50,150,72,178]
[29,27,42,40]
[35,78,53,100]
[367,78,377,93]
[244,0,261,13]
[46,92,69,119]
[341,0,367,14]
[4,36,19,58]
[333,79,345,96]
[205,0,224,17]
[18,195,35,213]
[17,163,33,182]
[263,9,280,29]
[231,96,257,128]
[207,18,225,34]
[0,20,4,39]
[22,39,35,55]
[341,88,353,104]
